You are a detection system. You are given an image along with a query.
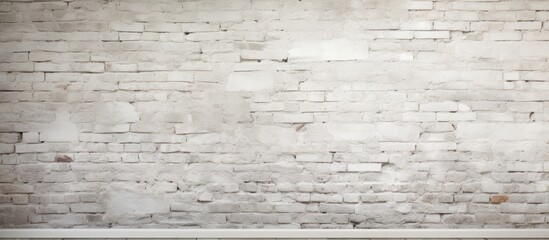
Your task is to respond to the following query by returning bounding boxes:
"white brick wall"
[0,0,548,229]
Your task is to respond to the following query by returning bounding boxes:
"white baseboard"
[1,229,549,239]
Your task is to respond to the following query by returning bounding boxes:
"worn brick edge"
[1,229,549,238]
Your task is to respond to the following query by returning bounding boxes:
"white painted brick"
[39,113,79,142]
[401,21,433,31]
[145,22,180,32]
[95,102,139,123]
[417,142,457,151]
[504,22,542,30]
[110,22,144,32]
[256,125,296,146]
[453,2,495,10]
[529,1,549,10]
[318,203,355,213]
[445,11,479,21]
[457,123,549,141]
[403,112,436,122]
[408,1,433,10]
[71,63,104,73]
[434,22,470,31]
[379,142,416,152]
[181,23,219,32]
[327,123,376,141]
[484,32,523,41]
[455,41,549,60]
[414,31,450,39]
[0,143,14,153]
[273,113,313,123]
[226,71,274,92]
[376,123,422,141]
[186,32,227,41]
[288,39,368,62]
[197,11,242,22]
[295,154,332,163]
[22,132,39,143]
[508,102,543,112]
[347,163,382,172]
[437,112,477,121]
[15,144,49,153]
[94,124,130,133]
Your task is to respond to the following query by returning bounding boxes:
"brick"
[226,71,274,92]
[110,22,144,32]
[0,184,34,193]
[30,52,89,62]
[0,143,14,153]
[288,39,368,62]
[408,1,433,10]
[0,133,19,143]
[39,113,79,142]
[504,22,542,30]
[376,123,422,141]
[106,189,170,215]
[484,32,523,41]
[197,11,242,22]
[508,102,543,112]
[208,203,239,213]
[327,123,376,141]
[490,195,509,204]
[256,125,296,146]
[403,112,436,122]
[437,112,477,121]
[445,11,479,21]
[15,144,49,153]
[347,163,382,172]
[186,32,227,41]
[37,204,70,214]
[71,63,104,73]
[529,1,549,10]
[455,41,549,60]
[145,22,180,32]
[453,2,494,11]
[181,23,219,32]
[319,203,355,213]
[420,102,458,112]
[70,203,105,213]
[295,154,332,163]
[457,123,549,141]
[401,21,433,31]
[274,204,306,213]
[379,142,416,152]
[434,22,470,31]
[414,31,450,39]
[0,3,10,12]
[95,102,139,123]
[273,113,313,123]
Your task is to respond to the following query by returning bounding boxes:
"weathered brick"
[288,39,368,62]
[70,203,105,213]
[376,123,422,141]
[457,123,549,141]
[226,71,274,92]
[327,123,376,141]
[347,163,382,172]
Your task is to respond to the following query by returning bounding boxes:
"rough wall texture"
[0,0,548,229]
